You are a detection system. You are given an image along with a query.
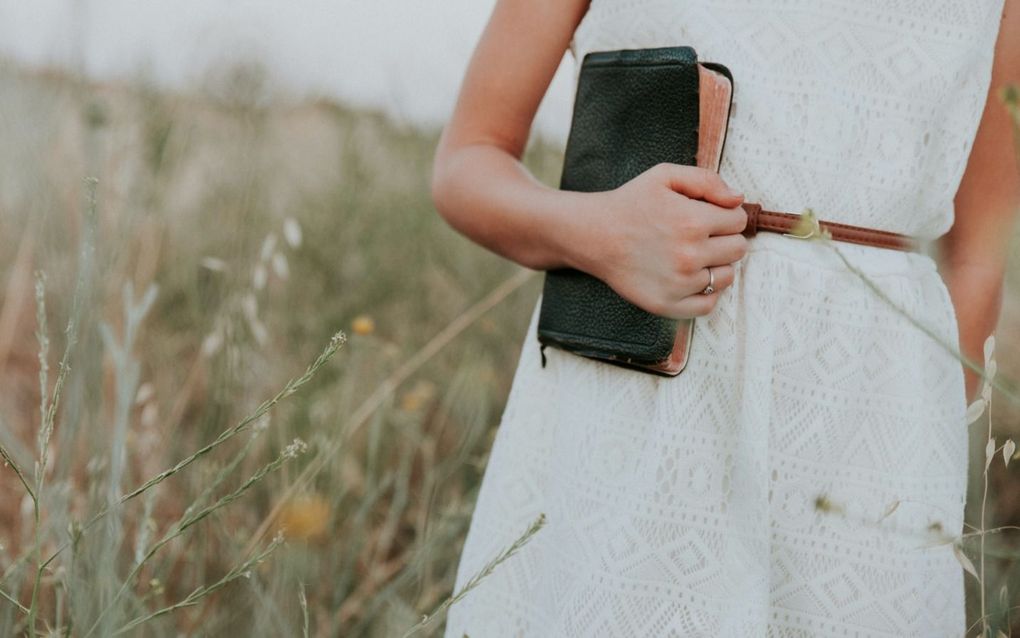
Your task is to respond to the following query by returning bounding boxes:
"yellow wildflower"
[351,315,375,336]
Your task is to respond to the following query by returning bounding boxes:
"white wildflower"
[86,456,105,475]
[253,263,268,290]
[141,403,159,429]
[283,438,309,459]
[249,317,269,346]
[271,252,289,279]
[260,233,278,261]
[242,293,259,320]
[201,330,224,357]
[953,542,979,581]
[253,414,271,434]
[983,360,998,402]
[135,382,155,405]
[330,331,347,349]
[201,257,228,272]
[966,398,986,425]
[283,217,302,248]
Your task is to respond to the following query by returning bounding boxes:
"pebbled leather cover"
[537,46,727,376]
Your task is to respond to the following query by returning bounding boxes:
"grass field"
[0,58,1019,636]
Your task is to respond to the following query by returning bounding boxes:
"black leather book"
[536,46,734,376]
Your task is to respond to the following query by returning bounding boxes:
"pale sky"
[0,0,576,142]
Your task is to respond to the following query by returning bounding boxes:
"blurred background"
[0,2,1018,636]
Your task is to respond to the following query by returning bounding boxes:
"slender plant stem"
[110,536,284,636]
[822,238,1017,404]
[0,444,34,502]
[965,602,1020,637]
[26,178,94,635]
[299,582,309,638]
[0,589,28,614]
[401,513,546,637]
[980,391,993,637]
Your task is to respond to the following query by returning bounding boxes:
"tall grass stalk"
[299,582,309,638]
[24,176,95,635]
[93,281,158,636]
[979,340,997,638]
[401,513,546,637]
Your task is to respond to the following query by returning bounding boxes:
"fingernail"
[725,187,743,198]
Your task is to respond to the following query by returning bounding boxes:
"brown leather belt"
[740,202,920,252]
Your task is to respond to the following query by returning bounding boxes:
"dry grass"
[0,58,558,636]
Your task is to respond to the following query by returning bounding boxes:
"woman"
[431,0,1019,635]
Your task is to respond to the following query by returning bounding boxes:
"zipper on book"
[539,343,547,368]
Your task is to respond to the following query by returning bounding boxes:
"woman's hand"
[431,0,748,321]
[565,163,749,320]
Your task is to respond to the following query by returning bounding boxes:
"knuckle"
[714,171,733,190]
[657,187,681,207]
[734,209,750,232]
[651,162,673,179]
[735,234,750,255]
[672,247,699,275]
[674,203,708,231]
[719,276,734,293]
[672,214,703,239]
[695,167,717,187]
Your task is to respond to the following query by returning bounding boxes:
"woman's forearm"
[942,261,1006,402]
[430,142,599,273]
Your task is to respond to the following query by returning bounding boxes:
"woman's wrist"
[942,260,1005,402]
[433,144,610,274]
[531,188,612,275]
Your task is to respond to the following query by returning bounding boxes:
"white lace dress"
[445,1,1006,635]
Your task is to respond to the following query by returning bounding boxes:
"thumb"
[660,164,744,208]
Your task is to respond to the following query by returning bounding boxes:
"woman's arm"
[430,0,751,320]
[431,0,591,272]
[939,0,1020,402]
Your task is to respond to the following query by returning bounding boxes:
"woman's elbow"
[429,143,460,226]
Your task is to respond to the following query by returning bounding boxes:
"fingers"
[683,198,749,236]
[670,291,721,318]
[696,263,735,293]
[696,233,750,267]
[666,264,736,318]
[656,163,744,209]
